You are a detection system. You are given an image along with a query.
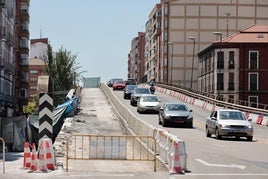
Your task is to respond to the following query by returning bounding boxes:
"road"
[112,88,268,178]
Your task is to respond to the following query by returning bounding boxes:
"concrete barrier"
[100,84,188,174]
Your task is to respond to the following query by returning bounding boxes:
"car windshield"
[219,111,244,120]
[166,104,187,111]
[115,80,124,84]
[135,88,150,94]
[142,96,158,102]
[127,85,137,90]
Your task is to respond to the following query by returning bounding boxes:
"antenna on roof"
[40,28,42,38]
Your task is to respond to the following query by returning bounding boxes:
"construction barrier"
[0,137,5,174]
[66,134,157,172]
[153,128,187,173]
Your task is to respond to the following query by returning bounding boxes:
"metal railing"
[156,83,268,116]
[0,137,5,174]
[66,134,157,172]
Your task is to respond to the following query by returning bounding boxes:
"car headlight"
[164,114,171,119]
[220,124,230,128]
[247,125,253,129]
[187,115,193,120]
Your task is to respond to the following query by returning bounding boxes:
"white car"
[137,94,161,114]
[205,109,253,141]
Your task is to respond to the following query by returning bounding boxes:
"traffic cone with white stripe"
[169,140,184,174]
[44,139,55,170]
[28,143,38,172]
[38,140,48,172]
[21,142,31,169]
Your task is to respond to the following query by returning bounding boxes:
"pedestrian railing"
[66,134,156,172]
[0,137,5,174]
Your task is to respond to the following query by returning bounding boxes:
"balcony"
[21,0,30,4]
[20,10,29,22]
[20,28,29,38]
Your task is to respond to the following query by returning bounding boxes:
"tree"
[45,44,85,105]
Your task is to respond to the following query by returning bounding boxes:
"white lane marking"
[196,159,246,169]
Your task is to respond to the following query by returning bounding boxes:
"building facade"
[0,0,29,117]
[198,24,268,106]
[128,32,145,84]
[143,0,268,90]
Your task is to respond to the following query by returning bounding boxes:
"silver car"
[137,94,161,114]
[158,102,193,128]
[205,109,253,141]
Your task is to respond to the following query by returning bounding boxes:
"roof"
[221,24,268,43]
[30,38,49,45]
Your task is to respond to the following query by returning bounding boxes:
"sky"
[29,0,160,83]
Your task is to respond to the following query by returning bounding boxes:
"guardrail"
[0,137,5,174]
[156,83,268,116]
[66,134,157,172]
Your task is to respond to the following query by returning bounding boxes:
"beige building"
[144,0,268,89]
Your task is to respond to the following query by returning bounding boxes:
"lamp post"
[225,12,230,37]
[188,36,196,89]
[213,32,223,100]
[168,42,174,85]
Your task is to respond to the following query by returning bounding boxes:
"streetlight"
[188,36,196,89]
[225,12,230,37]
[168,41,174,85]
[213,32,223,100]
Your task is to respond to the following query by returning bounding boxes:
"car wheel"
[188,122,193,128]
[206,127,211,137]
[123,94,126,99]
[158,116,162,125]
[215,128,222,139]
[162,119,167,127]
[130,100,133,106]
[247,136,253,141]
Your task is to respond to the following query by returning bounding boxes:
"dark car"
[125,78,137,85]
[205,109,253,141]
[130,87,151,106]
[158,102,193,128]
[123,85,137,99]
[107,78,123,87]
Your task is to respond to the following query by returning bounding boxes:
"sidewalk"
[1,88,169,178]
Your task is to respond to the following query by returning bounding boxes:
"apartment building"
[128,32,145,84]
[28,38,49,103]
[0,0,29,117]
[144,0,268,90]
[198,24,268,106]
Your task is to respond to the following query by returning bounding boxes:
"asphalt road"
[112,88,268,178]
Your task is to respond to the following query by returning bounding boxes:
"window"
[30,70,38,74]
[228,95,234,103]
[249,51,258,69]
[217,73,224,90]
[228,73,234,90]
[248,73,258,91]
[217,51,224,69]
[20,89,27,98]
[229,51,234,69]
[248,96,258,108]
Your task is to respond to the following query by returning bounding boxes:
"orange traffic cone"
[38,140,48,172]
[21,142,31,169]
[169,141,184,174]
[28,143,38,172]
[44,139,55,170]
